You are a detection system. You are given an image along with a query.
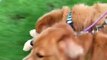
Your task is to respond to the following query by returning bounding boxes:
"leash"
[83,11,107,32]
[66,12,75,30]
[93,19,107,31]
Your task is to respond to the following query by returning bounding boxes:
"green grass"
[0,0,107,60]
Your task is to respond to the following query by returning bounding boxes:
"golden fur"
[24,3,107,60]
[24,23,93,60]
[36,3,107,33]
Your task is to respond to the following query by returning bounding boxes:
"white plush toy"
[23,29,38,51]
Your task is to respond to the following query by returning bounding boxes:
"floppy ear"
[36,9,63,33]
[36,6,70,33]
[58,32,93,59]
[59,38,84,59]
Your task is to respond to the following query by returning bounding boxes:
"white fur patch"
[67,41,84,58]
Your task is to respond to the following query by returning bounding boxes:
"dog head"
[36,6,71,33]
[23,23,93,60]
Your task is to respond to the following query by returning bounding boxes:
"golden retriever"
[23,3,107,60]
[23,22,93,60]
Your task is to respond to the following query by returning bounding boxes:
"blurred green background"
[0,0,107,60]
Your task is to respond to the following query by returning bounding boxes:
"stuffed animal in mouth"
[23,29,38,51]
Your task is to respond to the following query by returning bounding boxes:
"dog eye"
[36,53,44,58]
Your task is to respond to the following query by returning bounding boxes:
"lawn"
[0,0,107,60]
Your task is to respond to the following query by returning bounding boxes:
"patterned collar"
[66,12,75,30]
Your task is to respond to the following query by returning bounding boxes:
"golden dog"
[24,22,93,60]
[24,3,107,60]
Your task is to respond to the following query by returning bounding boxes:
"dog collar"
[66,12,75,30]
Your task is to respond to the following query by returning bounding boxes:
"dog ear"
[36,9,63,33]
[59,37,84,59]
[58,31,93,59]
[36,6,70,33]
